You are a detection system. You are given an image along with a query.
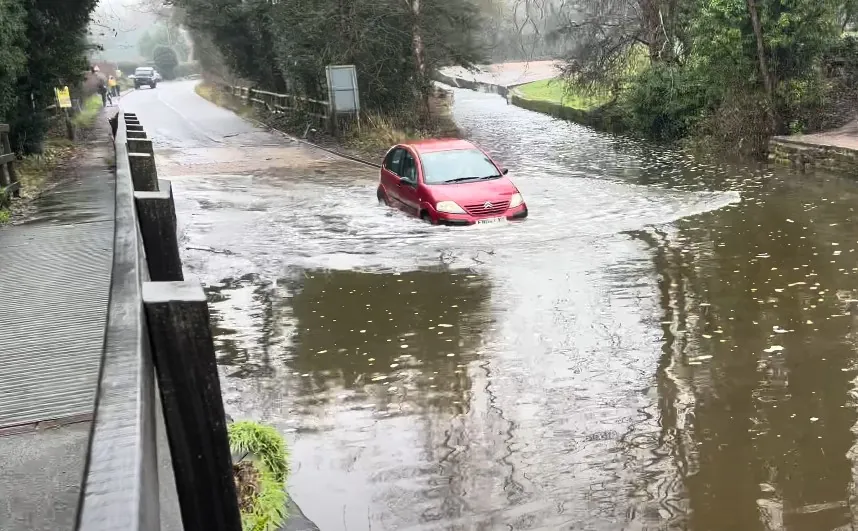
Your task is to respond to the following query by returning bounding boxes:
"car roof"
[401,138,476,154]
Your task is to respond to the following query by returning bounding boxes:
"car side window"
[400,152,417,183]
[384,149,404,175]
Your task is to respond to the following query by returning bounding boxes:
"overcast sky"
[91,0,161,62]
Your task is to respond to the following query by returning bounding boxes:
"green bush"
[620,64,709,141]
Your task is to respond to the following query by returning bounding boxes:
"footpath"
[769,118,858,173]
[0,109,115,530]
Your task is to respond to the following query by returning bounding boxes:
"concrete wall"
[768,137,858,174]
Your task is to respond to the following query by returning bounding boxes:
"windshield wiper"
[443,176,484,183]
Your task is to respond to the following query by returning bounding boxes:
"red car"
[376,139,528,226]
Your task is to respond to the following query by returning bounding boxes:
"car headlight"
[436,201,466,214]
[509,193,524,208]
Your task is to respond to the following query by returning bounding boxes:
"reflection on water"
[635,172,858,531]
[207,268,508,529]
[176,86,858,530]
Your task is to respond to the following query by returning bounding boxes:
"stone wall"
[768,137,858,174]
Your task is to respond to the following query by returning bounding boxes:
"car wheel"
[151,83,157,89]
[377,188,388,205]
[421,211,434,224]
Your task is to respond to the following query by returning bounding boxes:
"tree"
[153,45,179,79]
[7,0,99,153]
[169,0,484,118]
[745,0,775,129]
[0,0,27,125]
[139,23,190,62]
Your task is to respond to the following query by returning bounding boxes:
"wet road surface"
[124,81,858,530]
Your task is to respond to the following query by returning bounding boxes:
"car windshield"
[135,68,153,75]
[420,149,500,184]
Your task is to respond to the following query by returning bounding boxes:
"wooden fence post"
[0,125,19,198]
[142,281,243,531]
[128,153,158,192]
[134,180,183,282]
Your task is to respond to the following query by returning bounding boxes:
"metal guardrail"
[76,112,242,531]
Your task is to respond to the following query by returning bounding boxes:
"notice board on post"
[55,86,72,109]
[325,65,360,115]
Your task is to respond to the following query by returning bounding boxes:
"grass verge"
[72,95,104,128]
[515,78,610,110]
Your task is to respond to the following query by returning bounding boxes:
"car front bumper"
[435,204,528,226]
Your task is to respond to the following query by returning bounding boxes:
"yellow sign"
[55,86,72,109]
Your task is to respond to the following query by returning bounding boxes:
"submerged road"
[124,80,858,530]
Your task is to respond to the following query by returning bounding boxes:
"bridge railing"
[75,112,242,531]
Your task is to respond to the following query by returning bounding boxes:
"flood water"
[175,88,858,530]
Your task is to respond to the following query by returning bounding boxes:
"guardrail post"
[128,153,159,191]
[127,138,154,156]
[142,281,243,531]
[134,180,183,282]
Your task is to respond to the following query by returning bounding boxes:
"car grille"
[464,200,509,217]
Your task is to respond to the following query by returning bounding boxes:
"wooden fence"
[224,84,330,119]
[218,83,339,133]
[76,112,242,531]
[0,125,19,199]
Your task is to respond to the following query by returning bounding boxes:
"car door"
[381,148,405,206]
[396,150,421,216]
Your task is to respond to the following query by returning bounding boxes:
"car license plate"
[476,216,505,225]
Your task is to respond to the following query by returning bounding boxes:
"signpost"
[55,86,74,140]
[55,86,72,109]
[325,65,360,135]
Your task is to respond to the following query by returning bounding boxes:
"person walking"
[108,76,118,98]
[97,77,112,107]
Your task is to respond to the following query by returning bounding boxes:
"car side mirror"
[502,168,509,175]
